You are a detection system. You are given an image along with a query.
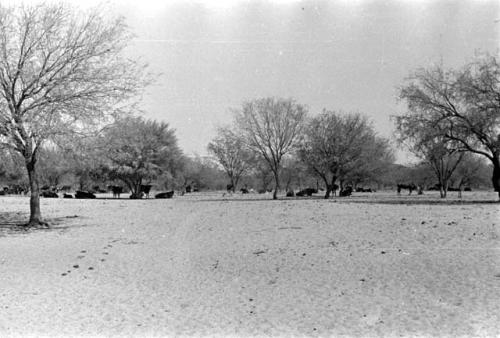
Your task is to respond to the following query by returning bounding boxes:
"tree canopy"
[298,110,392,198]
[397,54,500,198]
[235,97,307,199]
[0,3,150,225]
[207,126,255,192]
[100,116,182,198]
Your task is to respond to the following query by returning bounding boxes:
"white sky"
[13,0,500,163]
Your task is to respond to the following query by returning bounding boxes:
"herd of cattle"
[0,182,472,199]
[0,184,175,199]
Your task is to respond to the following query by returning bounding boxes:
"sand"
[0,191,499,337]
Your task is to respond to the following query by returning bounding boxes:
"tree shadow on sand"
[191,195,499,205]
[0,212,85,236]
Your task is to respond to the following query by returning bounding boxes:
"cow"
[41,190,59,198]
[296,188,317,197]
[227,184,234,193]
[339,186,353,197]
[240,187,249,194]
[108,185,123,198]
[397,183,417,195]
[140,184,153,198]
[63,193,73,198]
[155,191,174,199]
[129,192,144,199]
[330,184,339,197]
[75,190,96,199]
[356,187,374,193]
[286,190,295,197]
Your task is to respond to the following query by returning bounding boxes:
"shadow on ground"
[0,213,85,236]
[190,196,500,205]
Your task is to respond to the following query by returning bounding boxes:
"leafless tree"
[394,117,465,198]
[398,54,500,199]
[452,153,491,197]
[298,111,390,198]
[0,3,150,227]
[235,97,307,199]
[207,126,255,192]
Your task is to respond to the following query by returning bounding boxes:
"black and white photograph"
[0,0,499,336]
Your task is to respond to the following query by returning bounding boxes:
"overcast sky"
[20,0,500,162]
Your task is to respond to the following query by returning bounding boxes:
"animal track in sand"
[62,238,143,276]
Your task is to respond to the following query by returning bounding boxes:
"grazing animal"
[155,191,174,199]
[330,184,339,196]
[339,186,353,197]
[240,188,249,194]
[227,184,234,192]
[140,184,153,198]
[296,187,318,197]
[397,183,417,195]
[75,190,96,199]
[63,193,73,198]
[286,190,295,197]
[129,192,144,199]
[185,185,192,193]
[108,185,123,198]
[356,187,373,193]
[41,190,58,198]
[4,185,26,195]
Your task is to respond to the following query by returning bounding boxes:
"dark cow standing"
[108,185,123,198]
[155,191,174,199]
[339,186,353,197]
[330,184,340,197]
[397,183,417,195]
[356,187,374,193]
[140,184,153,198]
[41,190,58,198]
[296,188,318,197]
[75,190,96,199]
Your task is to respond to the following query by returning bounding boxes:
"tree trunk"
[324,186,331,199]
[26,159,47,228]
[273,170,279,200]
[324,176,337,199]
[232,176,238,193]
[492,155,500,200]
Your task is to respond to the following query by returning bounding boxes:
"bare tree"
[235,97,307,199]
[0,3,150,226]
[398,55,500,199]
[394,117,465,198]
[207,126,255,192]
[452,153,491,197]
[298,111,389,198]
[343,136,395,189]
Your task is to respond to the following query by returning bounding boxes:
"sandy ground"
[0,191,499,337]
